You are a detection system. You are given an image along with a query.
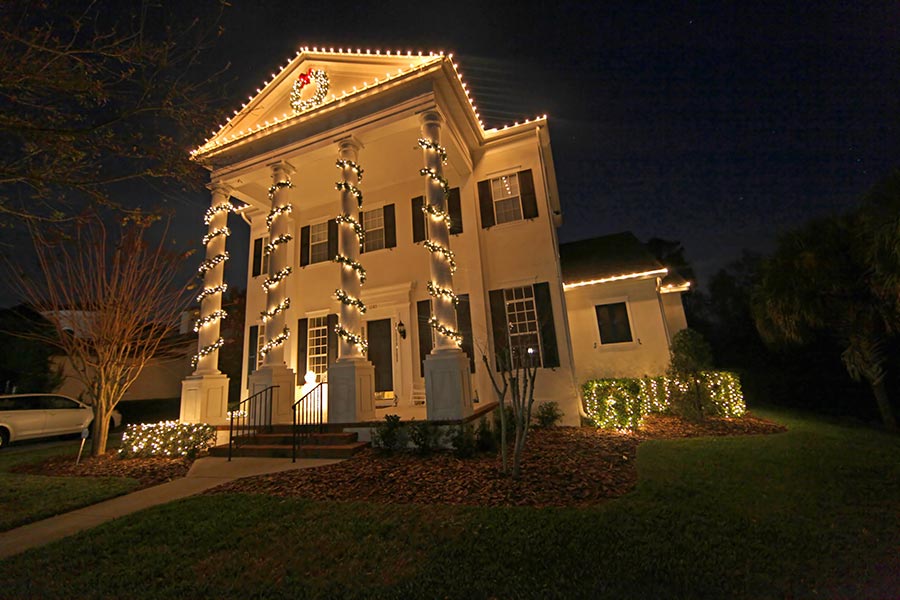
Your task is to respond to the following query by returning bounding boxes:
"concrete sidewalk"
[0,456,341,560]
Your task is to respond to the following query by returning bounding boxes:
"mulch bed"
[14,413,786,507]
[10,453,193,489]
[209,413,787,508]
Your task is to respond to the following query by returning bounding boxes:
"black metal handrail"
[292,381,326,462]
[228,385,277,461]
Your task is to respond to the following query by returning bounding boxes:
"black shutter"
[296,318,308,374]
[457,294,475,373]
[252,238,263,277]
[327,313,338,367]
[383,204,396,248]
[300,226,310,266]
[519,169,538,219]
[533,282,559,368]
[417,299,432,377]
[448,188,463,235]
[247,325,259,379]
[411,196,425,242]
[327,219,338,259]
[488,289,509,370]
[478,179,494,228]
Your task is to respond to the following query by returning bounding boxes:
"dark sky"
[195,1,900,288]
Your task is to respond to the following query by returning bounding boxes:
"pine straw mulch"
[10,453,194,490]
[207,413,786,508]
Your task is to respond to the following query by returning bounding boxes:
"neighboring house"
[180,47,689,429]
[559,232,690,384]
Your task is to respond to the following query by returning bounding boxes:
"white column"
[261,161,295,367]
[418,111,473,421]
[328,137,375,423]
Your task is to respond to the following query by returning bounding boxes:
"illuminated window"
[307,316,328,380]
[252,236,270,277]
[309,222,329,263]
[504,285,542,367]
[595,302,633,344]
[256,324,267,369]
[362,207,385,252]
[491,173,522,224]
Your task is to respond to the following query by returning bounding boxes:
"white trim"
[563,268,668,291]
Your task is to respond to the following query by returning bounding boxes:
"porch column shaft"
[262,161,295,367]
[194,184,231,374]
[420,111,460,351]
[336,139,366,359]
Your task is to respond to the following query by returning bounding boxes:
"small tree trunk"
[499,402,508,474]
[693,377,705,421]
[871,379,898,432]
[90,409,110,456]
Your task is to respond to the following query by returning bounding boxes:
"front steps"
[209,427,367,459]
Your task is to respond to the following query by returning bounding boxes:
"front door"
[366,318,393,393]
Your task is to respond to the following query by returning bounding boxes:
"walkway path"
[0,456,340,560]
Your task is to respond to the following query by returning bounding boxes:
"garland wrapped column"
[192,183,233,371]
[260,162,295,365]
[334,139,368,357]
[419,111,462,350]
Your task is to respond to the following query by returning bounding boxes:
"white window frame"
[503,284,543,368]
[491,173,523,225]
[309,221,329,264]
[362,207,385,253]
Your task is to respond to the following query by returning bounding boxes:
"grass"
[1,408,899,598]
[0,441,139,532]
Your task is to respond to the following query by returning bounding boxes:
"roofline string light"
[333,157,368,354]
[562,268,670,291]
[190,48,549,158]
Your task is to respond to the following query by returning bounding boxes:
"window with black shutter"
[247,325,259,379]
[478,170,538,227]
[488,282,559,370]
[457,294,475,373]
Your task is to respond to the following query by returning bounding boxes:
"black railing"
[228,385,277,461]
[292,382,325,462]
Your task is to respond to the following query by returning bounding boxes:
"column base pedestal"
[328,358,375,423]
[249,364,296,425]
[424,348,473,421]
[180,372,230,426]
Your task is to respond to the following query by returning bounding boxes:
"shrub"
[533,401,564,428]
[118,421,217,458]
[475,417,497,452]
[450,424,477,458]
[582,372,746,430]
[409,421,444,454]
[372,414,406,452]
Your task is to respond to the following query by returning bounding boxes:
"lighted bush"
[119,421,217,458]
[582,372,745,430]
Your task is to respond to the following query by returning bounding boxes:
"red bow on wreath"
[296,69,312,88]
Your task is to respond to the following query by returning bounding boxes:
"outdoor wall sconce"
[396,320,407,339]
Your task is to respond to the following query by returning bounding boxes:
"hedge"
[582,372,745,430]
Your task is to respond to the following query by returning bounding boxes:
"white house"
[180,47,688,430]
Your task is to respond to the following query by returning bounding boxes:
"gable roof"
[191,46,550,160]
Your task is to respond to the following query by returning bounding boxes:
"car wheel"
[0,428,9,450]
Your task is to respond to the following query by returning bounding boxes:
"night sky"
[175,1,900,288]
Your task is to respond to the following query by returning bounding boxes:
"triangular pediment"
[194,48,444,156]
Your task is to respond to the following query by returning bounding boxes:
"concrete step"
[209,441,367,459]
[240,432,359,446]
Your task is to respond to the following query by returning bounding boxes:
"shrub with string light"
[119,421,217,458]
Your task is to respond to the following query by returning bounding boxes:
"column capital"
[268,160,296,179]
[418,110,444,128]
[206,181,233,197]
[335,135,364,154]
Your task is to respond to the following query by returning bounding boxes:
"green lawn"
[0,442,139,532]
[1,408,898,599]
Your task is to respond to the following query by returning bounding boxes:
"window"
[309,222,329,264]
[503,286,542,367]
[489,282,560,370]
[595,302,633,344]
[306,316,329,380]
[362,208,385,252]
[478,170,538,228]
[256,324,267,369]
[251,236,270,277]
[492,174,522,224]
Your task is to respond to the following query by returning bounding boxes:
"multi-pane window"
[595,302,633,344]
[362,208,385,252]
[261,236,270,275]
[309,222,329,263]
[504,286,542,367]
[256,324,267,369]
[307,316,329,381]
[491,173,522,224]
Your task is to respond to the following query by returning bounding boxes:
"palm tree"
[752,215,897,431]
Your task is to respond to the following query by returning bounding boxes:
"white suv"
[0,394,94,449]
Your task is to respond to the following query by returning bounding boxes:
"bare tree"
[482,346,539,479]
[11,215,192,454]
